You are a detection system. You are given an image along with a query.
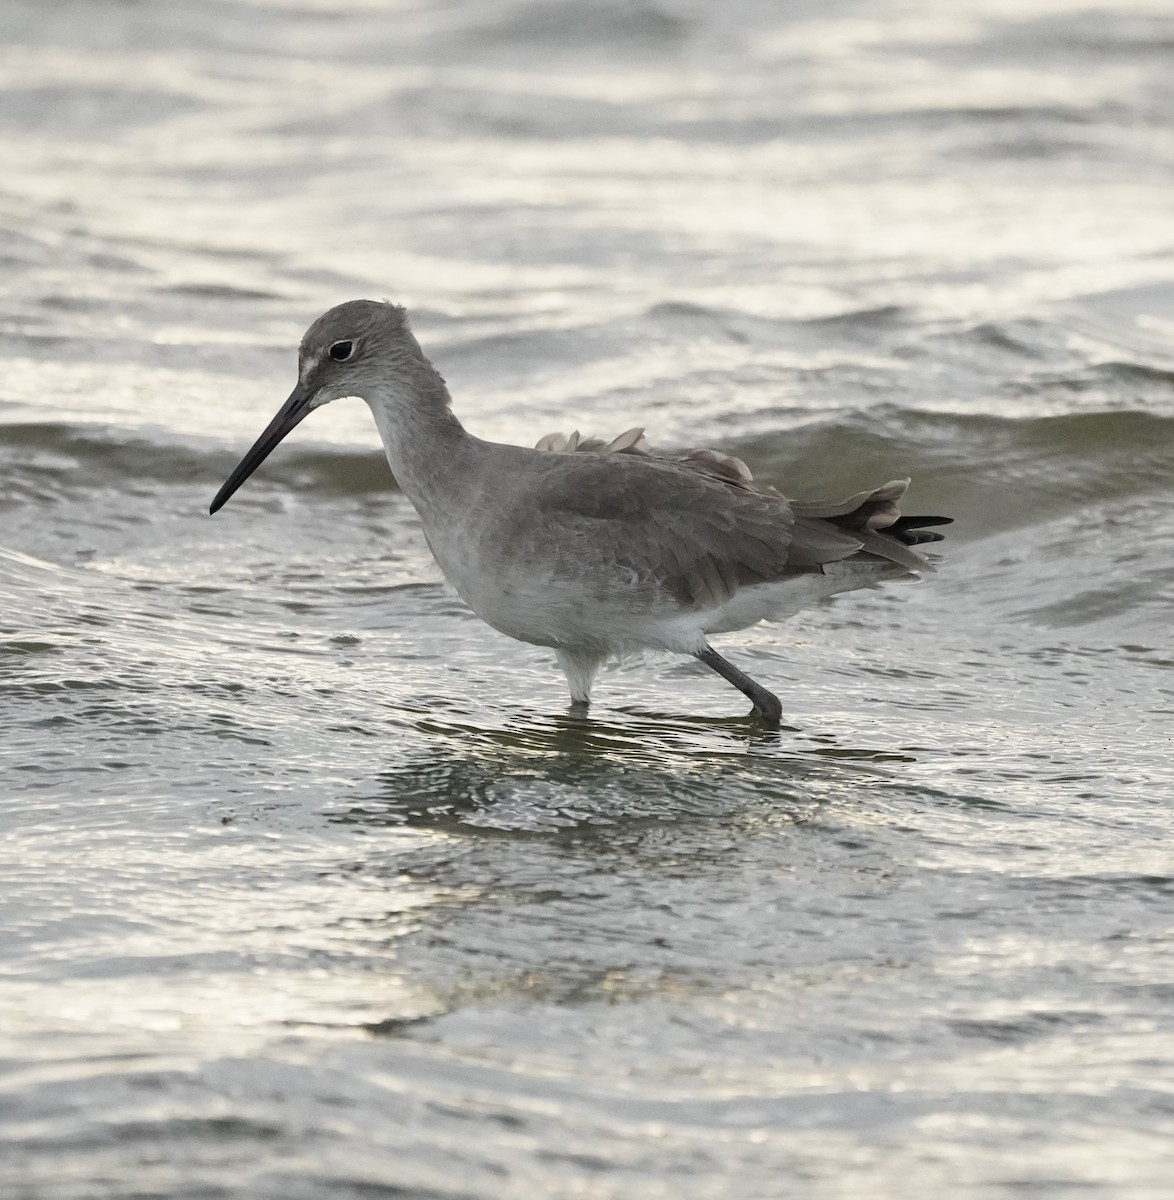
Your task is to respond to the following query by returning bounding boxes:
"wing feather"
[518,431,940,609]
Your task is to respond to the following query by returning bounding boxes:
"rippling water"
[3,1,1174,1196]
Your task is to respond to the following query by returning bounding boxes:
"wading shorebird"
[210,301,950,728]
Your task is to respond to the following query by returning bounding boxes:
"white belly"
[428,513,906,656]
[702,561,906,635]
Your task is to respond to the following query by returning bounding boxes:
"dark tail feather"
[792,481,951,571]
[889,515,953,546]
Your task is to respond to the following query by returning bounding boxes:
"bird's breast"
[418,513,690,653]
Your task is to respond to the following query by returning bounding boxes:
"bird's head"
[209,299,422,514]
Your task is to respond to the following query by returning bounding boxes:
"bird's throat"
[364,383,477,524]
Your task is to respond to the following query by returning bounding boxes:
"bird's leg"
[694,643,783,729]
[556,649,603,715]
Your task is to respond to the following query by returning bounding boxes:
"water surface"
[3,1,1174,1196]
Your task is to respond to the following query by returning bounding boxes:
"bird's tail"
[886,514,952,547]
[791,479,953,572]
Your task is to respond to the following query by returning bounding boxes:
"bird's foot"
[750,695,783,730]
[694,643,786,732]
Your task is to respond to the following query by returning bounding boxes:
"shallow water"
[3,1,1174,1196]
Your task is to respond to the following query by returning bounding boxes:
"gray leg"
[556,649,603,713]
[695,644,783,729]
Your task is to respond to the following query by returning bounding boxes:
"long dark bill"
[209,383,315,514]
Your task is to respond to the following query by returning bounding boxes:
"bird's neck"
[363,364,478,522]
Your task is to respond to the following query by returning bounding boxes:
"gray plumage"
[210,300,951,728]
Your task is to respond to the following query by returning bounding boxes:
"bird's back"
[420,437,939,654]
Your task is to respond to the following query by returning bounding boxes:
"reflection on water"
[327,696,932,834]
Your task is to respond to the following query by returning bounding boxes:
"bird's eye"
[328,340,354,362]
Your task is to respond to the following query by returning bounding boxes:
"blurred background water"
[2,1,1174,1196]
